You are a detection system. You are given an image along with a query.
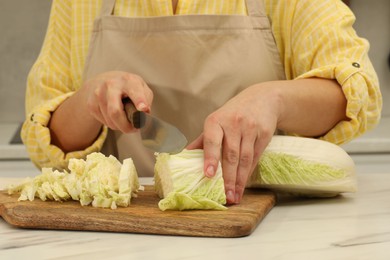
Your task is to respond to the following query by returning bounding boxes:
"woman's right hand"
[81,71,153,133]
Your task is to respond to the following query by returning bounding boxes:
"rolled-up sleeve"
[297,61,381,145]
[267,0,382,145]
[21,0,107,170]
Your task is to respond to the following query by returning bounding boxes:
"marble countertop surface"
[1,173,389,260]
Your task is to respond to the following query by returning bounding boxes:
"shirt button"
[352,62,360,68]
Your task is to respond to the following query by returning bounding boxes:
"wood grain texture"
[0,186,275,237]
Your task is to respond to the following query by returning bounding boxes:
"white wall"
[350,0,390,117]
[0,0,52,123]
[342,0,390,154]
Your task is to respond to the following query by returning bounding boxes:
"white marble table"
[1,173,389,260]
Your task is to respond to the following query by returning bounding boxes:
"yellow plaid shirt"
[22,0,382,169]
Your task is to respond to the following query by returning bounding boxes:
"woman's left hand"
[187,83,282,205]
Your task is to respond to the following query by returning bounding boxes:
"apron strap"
[246,0,266,17]
[100,0,116,17]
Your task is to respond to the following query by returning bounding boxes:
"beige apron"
[82,0,285,177]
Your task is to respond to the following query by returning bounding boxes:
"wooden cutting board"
[0,186,275,238]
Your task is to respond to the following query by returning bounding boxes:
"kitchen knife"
[123,97,187,154]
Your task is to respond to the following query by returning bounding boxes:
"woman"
[22,0,382,204]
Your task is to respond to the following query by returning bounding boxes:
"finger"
[123,76,152,113]
[142,81,154,112]
[85,80,107,126]
[88,83,116,129]
[234,136,256,204]
[202,115,223,179]
[89,105,106,127]
[250,131,272,175]
[106,86,135,133]
[221,127,241,205]
[97,80,121,130]
[249,135,266,175]
[240,131,274,203]
[87,95,106,125]
[100,103,118,130]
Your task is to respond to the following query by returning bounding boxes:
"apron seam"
[94,15,272,32]
[92,27,272,33]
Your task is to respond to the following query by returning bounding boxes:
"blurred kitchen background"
[0,0,389,177]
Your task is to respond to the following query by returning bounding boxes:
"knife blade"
[122,97,187,154]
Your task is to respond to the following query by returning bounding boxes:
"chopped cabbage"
[154,150,227,211]
[8,152,142,209]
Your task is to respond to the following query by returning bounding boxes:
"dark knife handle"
[122,97,145,129]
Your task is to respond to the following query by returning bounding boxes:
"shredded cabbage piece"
[158,192,227,211]
[8,153,142,209]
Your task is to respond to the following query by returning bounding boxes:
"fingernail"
[206,165,215,177]
[226,190,235,203]
[235,192,241,204]
[138,102,147,111]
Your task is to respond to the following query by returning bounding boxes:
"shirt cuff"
[23,93,108,170]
